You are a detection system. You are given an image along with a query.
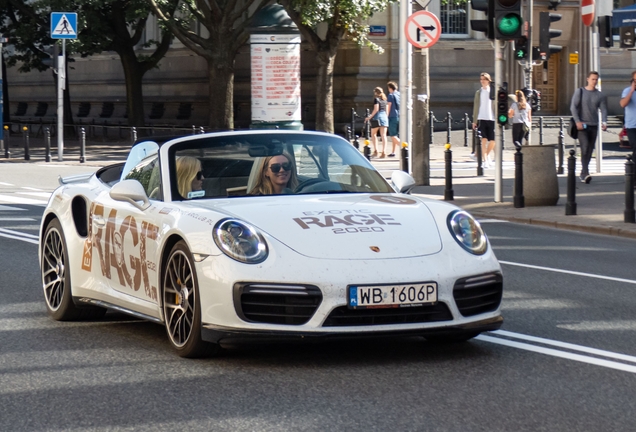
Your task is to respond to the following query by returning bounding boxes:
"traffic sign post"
[51,12,77,161]
[405,11,441,49]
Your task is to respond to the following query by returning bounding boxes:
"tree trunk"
[2,56,9,124]
[314,50,336,133]
[119,49,146,129]
[207,58,234,130]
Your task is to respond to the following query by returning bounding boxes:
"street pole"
[399,0,412,171]
[494,39,503,203]
[592,13,602,174]
[526,0,533,145]
[412,46,430,186]
[0,35,4,155]
[57,39,65,162]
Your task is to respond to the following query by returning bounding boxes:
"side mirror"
[390,170,416,194]
[109,179,151,210]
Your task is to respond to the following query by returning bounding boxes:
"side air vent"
[453,273,503,317]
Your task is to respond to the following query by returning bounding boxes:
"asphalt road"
[1,167,636,431]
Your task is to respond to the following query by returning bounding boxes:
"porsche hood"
[196,194,443,260]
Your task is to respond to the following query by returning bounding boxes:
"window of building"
[441,0,468,36]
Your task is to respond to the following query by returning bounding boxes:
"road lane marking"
[20,187,43,191]
[0,204,26,211]
[19,192,51,198]
[492,330,636,364]
[0,194,48,205]
[0,217,35,221]
[0,228,39,244]
[557,321,636,331]
[0,182,14,186]
[499,260,636,285]
[477,335,636,374]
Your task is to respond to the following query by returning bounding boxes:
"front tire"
[163,240,219,358]
[41,218,106,321]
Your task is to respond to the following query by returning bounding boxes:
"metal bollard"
[365,109,371,139]
[363,140,371,161]
[45,128,51,162]
[80,127,86,163]
[539,116,544,145]
[444,144,454,201]
[566,150,577,216]
[557,117,564,174]
[464,113,469,147]
[625,156,635,223]
[513,147,524,208]
[131,127,138,144]
[446,112,452,146]
[429,111,435,146]
[471,126,476,154]
[476,130,483,176]
[351,108,357,143]
[200,126,205,134]
[23,126,30,161]
[346,125,352,142]
[4,125,10,159]
[401,142,409,173]
[192,125,196,135]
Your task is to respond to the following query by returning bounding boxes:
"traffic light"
[527,88,541,113]
[497,83,509,126]
[598,16,612,48]
[470,0,494,40]
[539,11,562,60]
[620,27,635,49]
[494,0,523,40]
[514,37,528,61]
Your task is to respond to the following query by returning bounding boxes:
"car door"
[87,144,162,308]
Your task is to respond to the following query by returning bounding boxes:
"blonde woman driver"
[249,153,298,195]
[176,156,204,199]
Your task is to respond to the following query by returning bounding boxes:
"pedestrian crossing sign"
[51,12,77,39]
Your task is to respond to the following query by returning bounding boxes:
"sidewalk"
[2,129,635,239]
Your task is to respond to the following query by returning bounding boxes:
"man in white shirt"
[472,72,496,168]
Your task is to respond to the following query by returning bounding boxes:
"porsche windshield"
[167,133,393,200]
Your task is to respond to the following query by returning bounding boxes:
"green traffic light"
[515,49,526,58]
[498,114,508,124]
[497,13,522,36]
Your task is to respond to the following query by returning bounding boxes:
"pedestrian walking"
[619,70,636,161]
[472,72,496,168]
[364,87,389,158]
[570,71,608,184]
[386,81,400,157]
[509,89,531,147]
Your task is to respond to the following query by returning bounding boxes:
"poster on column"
[250,34,301,122]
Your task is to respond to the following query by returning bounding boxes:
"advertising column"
[249,4,302,130]
[250,33,302,129]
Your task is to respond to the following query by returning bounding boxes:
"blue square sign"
[51,12,78,39]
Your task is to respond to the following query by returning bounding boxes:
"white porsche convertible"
[40,130,503,357]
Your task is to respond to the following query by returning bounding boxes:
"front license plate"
[348,283,438,309]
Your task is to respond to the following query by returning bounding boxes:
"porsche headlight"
[447,210,488,255]
[213,218,268,264]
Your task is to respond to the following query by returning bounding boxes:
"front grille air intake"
[323,303,453,327]
[453,272,503,317]
[234,283,322,325]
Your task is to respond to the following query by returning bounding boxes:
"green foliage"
[283,0,394,54]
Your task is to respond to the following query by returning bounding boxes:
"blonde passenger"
[249,153,298,195]
[176,156,204,198]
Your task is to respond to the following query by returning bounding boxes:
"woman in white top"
[508,90,531,146]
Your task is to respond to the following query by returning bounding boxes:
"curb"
[470,211,636,239]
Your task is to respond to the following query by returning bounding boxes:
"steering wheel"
[294,178,326,193]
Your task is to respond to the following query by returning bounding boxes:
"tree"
[75,0,176,128]
[279,0,392,133]
[0,0,175,129]
[146,0,267,130]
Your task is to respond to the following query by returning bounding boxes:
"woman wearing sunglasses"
[176,156,205,199]
[249,153,298,195]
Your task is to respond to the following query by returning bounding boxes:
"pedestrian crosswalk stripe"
[0,204,26,211]
[0,195,48,205]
